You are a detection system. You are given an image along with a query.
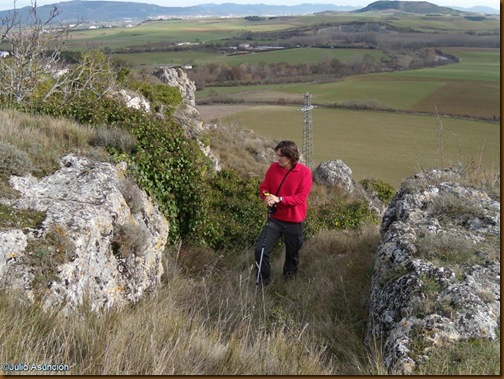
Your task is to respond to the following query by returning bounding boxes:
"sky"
[0,0,500,12]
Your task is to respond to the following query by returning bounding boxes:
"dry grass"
[0,105,499,375]
[416,233,482,266]
[415,337,500,375]
[206,122,276,178]
[0,109,109,178]
[0,225,387,375]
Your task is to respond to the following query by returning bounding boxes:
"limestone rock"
[153,67,220,171]
[366,168,500,374]
[153,67,196,107]
[313,159,387,216]
[114,89,151,112]
[153,67,203,137]
[0,154,169,312]
[313,160,355,192]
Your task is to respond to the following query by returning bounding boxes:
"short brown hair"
[275,140,300,163]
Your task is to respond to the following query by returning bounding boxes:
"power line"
[300,92,315,169]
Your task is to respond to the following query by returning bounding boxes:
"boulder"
[0,154,169,312]
[313,159,356,192]
[366,168,500,374]
[313,159,387,216]
[153,67,196,107]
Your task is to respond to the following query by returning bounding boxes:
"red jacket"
[259,162,312,223]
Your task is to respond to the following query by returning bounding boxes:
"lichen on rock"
[0,154,169,312]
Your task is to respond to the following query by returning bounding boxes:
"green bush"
[25,93,210,245]
[360,178,395,204]
[204,168,264,251]
[0,140,33,177]
[128,80,183,115]
[305,197,378,238]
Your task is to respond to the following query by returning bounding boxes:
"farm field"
[207,105,500,187]
[59,13,499,188]
[197,48,500,119]
[65,17,311,50]
[117,47,389,69]
[62,12,500,51]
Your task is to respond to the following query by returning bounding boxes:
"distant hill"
[0,1,497,23]
[0,1,361,23]
[355,0,462,14]
[451,5,500,14]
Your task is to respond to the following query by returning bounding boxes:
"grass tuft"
[0,224,387,375]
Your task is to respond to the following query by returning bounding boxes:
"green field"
[218,105,499,187]
[65,12,500,50]
[117,47,388,68]
[67,17,306,50]
[198,48,500,119]
[61,14,499,188]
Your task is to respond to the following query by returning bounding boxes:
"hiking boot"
[256,277,271,287]
[283,273,296,281]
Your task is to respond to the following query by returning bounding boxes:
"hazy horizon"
[0,0,500,12]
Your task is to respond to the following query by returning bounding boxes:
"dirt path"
[197,104,255,123]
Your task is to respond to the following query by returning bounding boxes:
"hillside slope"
[356,0,461,14]
[0,1,359,22]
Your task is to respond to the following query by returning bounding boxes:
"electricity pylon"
[300,93,314,169]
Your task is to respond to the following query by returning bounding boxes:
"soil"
[197,104,255,123]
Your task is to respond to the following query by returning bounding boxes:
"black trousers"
[255,217,304,285]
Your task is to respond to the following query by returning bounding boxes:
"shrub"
[128,80,183,116]
[25,94,210,245]
[305,195,378,238]
[204,168,264,251]
[0,141,33,177]
[360,177,395,204]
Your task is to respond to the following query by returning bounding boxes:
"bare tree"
[0,1,120,105]
[45,49,121,101]
[0,0,75,102]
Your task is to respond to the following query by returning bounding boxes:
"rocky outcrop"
[313,159,387,216]
[366,168,500,374]
[153,67,202,136]
[0,154,168,312]
[114,89,151,112]
[313,160,356,192]
[153,67,221,171]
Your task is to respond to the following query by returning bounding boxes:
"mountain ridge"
[0,1,498,23]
